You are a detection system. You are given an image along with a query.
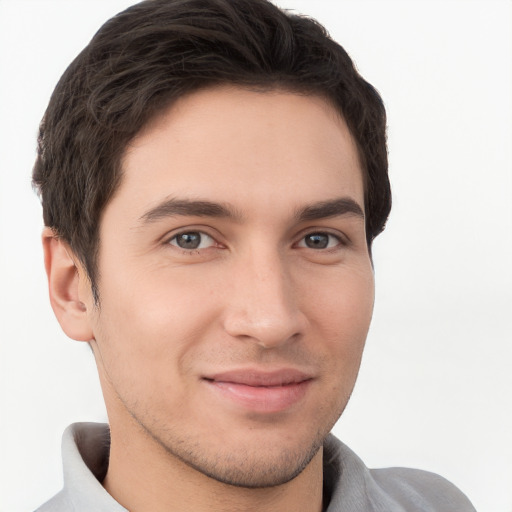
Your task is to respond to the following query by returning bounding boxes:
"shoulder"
[368,467,476,511]
[33,423,122,512]
[34,490,74,512]
[323,435,476,512]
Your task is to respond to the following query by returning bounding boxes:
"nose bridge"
[223,245,304,347]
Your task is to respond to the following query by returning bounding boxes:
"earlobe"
[42,227,94,342]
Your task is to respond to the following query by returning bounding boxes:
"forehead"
[115,86,364,220]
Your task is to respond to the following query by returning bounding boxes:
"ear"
[42,227,94,342]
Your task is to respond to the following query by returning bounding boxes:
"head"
[35,0,390,492]
[33,0,390,303]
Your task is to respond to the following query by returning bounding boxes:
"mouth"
[202,368,314,414]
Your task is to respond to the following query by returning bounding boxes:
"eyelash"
[296,232,345,250]
[166,229,347,253]
[167,231,219,253]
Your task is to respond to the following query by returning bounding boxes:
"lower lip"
[204,379,311,414]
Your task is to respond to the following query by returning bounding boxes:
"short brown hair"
[32,0,390,301]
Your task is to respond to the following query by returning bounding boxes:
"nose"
[222,250,307,349]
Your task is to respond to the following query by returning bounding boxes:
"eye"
[169,231,215,250]
[297,232,342,250]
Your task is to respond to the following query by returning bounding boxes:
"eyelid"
[161,223,224,248]
[294,228,349,249]
[168,231,216,250]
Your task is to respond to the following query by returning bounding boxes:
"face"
[83,86,374,487]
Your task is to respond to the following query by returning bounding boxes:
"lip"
[202,368,314,414]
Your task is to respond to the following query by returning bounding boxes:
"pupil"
[306,234,329,249]
[177,232,201,249]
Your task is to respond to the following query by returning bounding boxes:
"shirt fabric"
[35,422,476,511]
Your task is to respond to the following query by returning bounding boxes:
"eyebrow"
[296,197,364,222]
[139,198,242,223]
[138,196,364,224]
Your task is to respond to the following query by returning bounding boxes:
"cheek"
[299,262,374,339]
[91,264,222,391]
[297,262,374,386]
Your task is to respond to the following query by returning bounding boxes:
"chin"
[169,432,325,488]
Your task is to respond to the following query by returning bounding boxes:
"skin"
[44,86,375,512]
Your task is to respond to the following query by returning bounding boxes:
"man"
[33,0,476,510]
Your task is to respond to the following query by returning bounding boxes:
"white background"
[0,1,510,511]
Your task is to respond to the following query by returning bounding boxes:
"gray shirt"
[36,423,476,511]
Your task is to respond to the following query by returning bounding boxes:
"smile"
[202,369,313,414]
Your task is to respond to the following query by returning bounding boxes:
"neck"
[103,419,324,512]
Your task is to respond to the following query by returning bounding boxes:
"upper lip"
[203,368,314,387]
